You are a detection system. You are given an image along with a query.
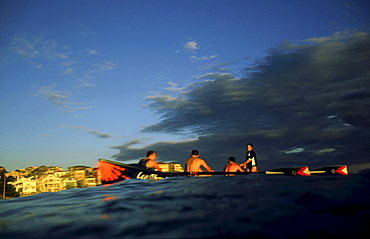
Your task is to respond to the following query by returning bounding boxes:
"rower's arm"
[201,160,213,172]
[237,166,245,172]
[240,159,251,167]
[147,161,162,171]
[154,163,162,172]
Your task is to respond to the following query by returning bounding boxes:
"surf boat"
[98,159,347,185]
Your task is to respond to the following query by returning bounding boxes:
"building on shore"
[63,177,78,189]
[7,165,101,196]
[10,177,38,196]
[158,162,184,172]
[40,174,64,193]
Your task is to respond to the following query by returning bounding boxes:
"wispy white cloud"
[284,147,305,154]
[77,24,97,38]
[11,33,116,115]
[11,34,116,76]
[86,49,99,55]
[63,68,74,75]
[190,54,218,62]
[10,34,72,69]
[195,72,234,81]
[59,105,95,113]
[34,85,94,113]
[35,85,71,105]
[184,40,199,52]
[75,78,97,88]
[96,61,116,71]
[313,148,336,155]
[164,81,185,93]
[199,58,246,72]
[58,124,113,138]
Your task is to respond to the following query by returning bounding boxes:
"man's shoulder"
[146,159,156,165]
[185,157,193,162]
[188,157,201,161]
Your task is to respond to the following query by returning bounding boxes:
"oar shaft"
[309,171,326,174]
[265,171,285,175]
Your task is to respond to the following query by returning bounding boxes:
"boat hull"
[98,159,347,185]
[98,159,182,184]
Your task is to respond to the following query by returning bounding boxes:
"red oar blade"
[310,165,348,175]
[265,166,311,176]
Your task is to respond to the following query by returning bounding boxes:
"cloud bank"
[112,32,370,170]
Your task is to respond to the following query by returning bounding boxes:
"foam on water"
[1,170,370,238]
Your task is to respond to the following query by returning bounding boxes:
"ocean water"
[1,170,369,239]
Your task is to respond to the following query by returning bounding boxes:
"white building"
[158,163,184,172]
[82,177,100,187]
[54,171,69,178]
[9,177,38,196]
[40,174,64,192]
[63,177,78,189]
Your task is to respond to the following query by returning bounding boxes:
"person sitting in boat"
[185,149,213,174]
[224,156,244,176]
[138,151,162,171]
[240,143,258,172]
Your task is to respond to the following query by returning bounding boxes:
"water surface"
[1,170,369,238]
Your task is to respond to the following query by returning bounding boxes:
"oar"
[264,166,310,176]
[310,165,348,175]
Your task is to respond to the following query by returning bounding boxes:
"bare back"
[224,162,244,172]
[185,157,212,173]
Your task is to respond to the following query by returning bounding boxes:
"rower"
[224,156,245,176]
[240,143,258,172]
[138,151,162,171]
[184,149,213,175]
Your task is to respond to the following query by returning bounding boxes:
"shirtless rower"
[185,149,213,174]
[224,156,244,175]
